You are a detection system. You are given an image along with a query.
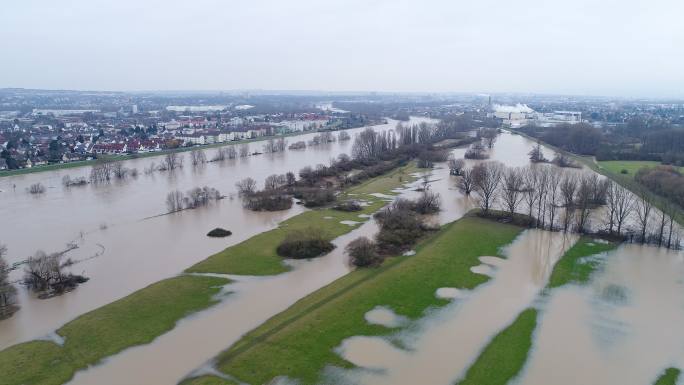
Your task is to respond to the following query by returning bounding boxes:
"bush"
[346,237,383,267]
[302,189,336,208]
[414,191,441,214]
[374,204,425,254]
[276,229,335,259]
[621,169,629,174]
[244,191,293,211]
[207,228,232,237]
[334,200,362,212]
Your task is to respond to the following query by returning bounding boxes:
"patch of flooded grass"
[181,217,522,385]
[547,237,617,289]
[456,308,538,385]
[0,275,229,385]
[654,367,681,385]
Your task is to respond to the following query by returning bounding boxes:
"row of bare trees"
[165,186,222,213]
[452,160,681,249]
[263,138,287,153]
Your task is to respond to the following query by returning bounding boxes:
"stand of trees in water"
[0,245,18,320]
[448,159,682,250]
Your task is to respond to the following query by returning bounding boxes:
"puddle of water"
[517,244,684,385]
[435,287,466,300]
[331,229,577,385]
[340,220,361,226]
[364,306,409,328]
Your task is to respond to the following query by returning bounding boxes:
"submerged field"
[183,223,623,385]
[183,216,524,385]
[0,163,418,385]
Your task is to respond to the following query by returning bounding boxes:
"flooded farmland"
[3,125,684,385]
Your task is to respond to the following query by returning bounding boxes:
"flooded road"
[518,244,684,385]
[332,230,576,385]
[0,117,432,349]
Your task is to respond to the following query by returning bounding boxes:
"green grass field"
[456,308,538,385]
[181,216,523,385]
[597,160,676,177]
[186,163,419,275]
[0,275,228,385]
[547,237,617,289]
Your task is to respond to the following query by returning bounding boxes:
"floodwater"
[8,125,677,385]
[330,229,576,385]
[517,244,684,385]
[0,117,432,349]
[67,212,380,385]
[60,129,555,384]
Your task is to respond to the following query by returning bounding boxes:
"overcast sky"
[2,0,683,97]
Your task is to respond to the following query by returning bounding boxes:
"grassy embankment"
[456,237,617,385]
[654,368,681,385]
[182,216,524,385]
[0,275,228,385]
[0,162,418,385]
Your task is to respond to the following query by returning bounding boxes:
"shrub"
[334,200,362,212]
[374,205,425,254]
[346,237,383,267]
[207,228,232,237]
[414,191,441,214]
[244,191,293,211]
[276,229,335,259]
[621,169,629,174]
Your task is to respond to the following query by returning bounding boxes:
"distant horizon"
[2,87,683,102]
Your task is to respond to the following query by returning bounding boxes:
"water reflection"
[518,244,684,385]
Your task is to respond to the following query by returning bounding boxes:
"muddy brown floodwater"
[0,117,433,349]
[517,244,684,385]
[63,131,553,384]
[329,230,576,385]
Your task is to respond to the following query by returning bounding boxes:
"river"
[0,117,430,349]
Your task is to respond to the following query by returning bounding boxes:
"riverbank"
[0,161,418,385]
[182,215,524,385]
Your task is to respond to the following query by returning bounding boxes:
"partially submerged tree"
[501,167,525,216]
[448,156,465,176]
[0,244,18,318]
[235,177,257,196]
[472,161,504,213]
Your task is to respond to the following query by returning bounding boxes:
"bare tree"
[190,149,207,166]
[236,177,257,196]
[635,191,653,243]
[480,128,499,149]
[605,182,634,236]
[473,161,504,213]
[28,183,46,194]
[575,175,593,233]
[501,167,525,216]
[534,167,551,227]
[528,143,547,163]
[560,174,578,232]
[163,152,183,170]
[457,167,475,195]
[545,169,563,230]
[0,244,18,317]
[352,128,380,160]
[264,174,286,191]
[166,190,185,212]
[239,143,250,157]
[90,160,113,182]
[448,157,465,176]
[522,167,539,218]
